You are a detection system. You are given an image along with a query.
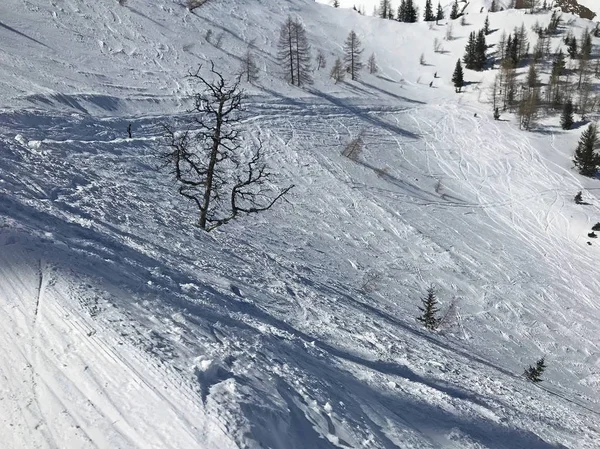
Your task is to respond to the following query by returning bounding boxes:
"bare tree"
[368,53,378,74]
[162,63,293,231]
[316,50,327,70]
[330,57,345,83]
[277,16,312,86]
[343,30,363,81]
[240,49,259,83]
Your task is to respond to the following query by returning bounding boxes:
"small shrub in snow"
[417,287,441,331]
[342,134,364,161]
[524,357,546,383]
[592,222,600,231]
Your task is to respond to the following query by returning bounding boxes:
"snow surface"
[1,0,600,448]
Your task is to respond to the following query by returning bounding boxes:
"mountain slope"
[1,0,600,448]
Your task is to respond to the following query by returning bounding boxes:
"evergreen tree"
[452,59,464,92]
[524,357,547,382]
[397,0,406,21]
[379,0,391,19]
[436,2,444,23]
[424,0,434,21]
[463,32,476,69]
[574,124,600,177]
[483,15,490,35]
[474,29,487,70]
[581,29,592,60]
[561,99,574,129]
[490,0,497,12]
[400,0,417,22]
[330,57,345,83]
[450,0,459,19]
[417,287,441,330]
[333,0,340,7]
[343,30,364,80]
[567,37,578,59]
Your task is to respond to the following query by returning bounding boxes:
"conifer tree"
[397,0,406,21]
[567,37,578,59]
[436,2,444,23]
[580,29,592,60]
[417,287,441,330]
[490,0,497,12]
[330,57,345,83]
[463,32,476,69]
[399,0,417,22]
[561,99,574,129]
[333,0,340,7]
[450,0,459,19]
[484,15,490,35]
[379,0,391,19]
[474,29,487,70]
[424,0,434,21]
[343,30,364,80]
[524,357,547,382]
[574,124,600,177]
[452,59,464,92]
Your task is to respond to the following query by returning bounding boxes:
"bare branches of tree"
[277,16,312,86]
[161,63,293,231]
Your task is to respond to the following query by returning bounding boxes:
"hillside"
[1,0,600,448]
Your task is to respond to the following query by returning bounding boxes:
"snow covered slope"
[1,0,600,448]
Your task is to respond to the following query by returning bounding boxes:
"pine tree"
[397,0,406,21]
[399,0,417,22]
[424,0,434,21]
[330,57,345,83]
[567,36,578,59]
[417,287,441,330]
[333,0,340,7]
[560,99,574,129]
[483,15,490,35]
[574,124,600,177]
[474,29,487,70]
[463,32,475,69]
[436,2,444,23]
[524,357,547,382]
[368,53,378,74]
[450,0,459,20]
[580,29,592,60]
[343,30,363,80]
[379,0,391,19]
[490,0,497,12]
[452,59,464,92]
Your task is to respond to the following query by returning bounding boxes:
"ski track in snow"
[1,0,600,447]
